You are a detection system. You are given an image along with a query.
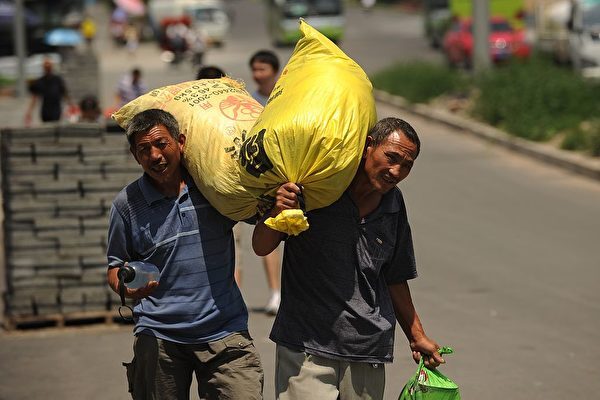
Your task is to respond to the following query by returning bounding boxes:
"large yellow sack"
[112,78,264,220]
[239,20,377,232]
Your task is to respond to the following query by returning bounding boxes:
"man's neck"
[348,171,382,218]
[149,168,185,198]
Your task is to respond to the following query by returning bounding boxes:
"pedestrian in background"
[80,14,97,47]
[124,23,139,55]
[249,49,280,106]
[253,118,445,400]
[248,49,282,315]
[77,95,103,123]
[195,60,281,316]
[115,67,148,108]
[106,109,263,399]
[24,59,73,126]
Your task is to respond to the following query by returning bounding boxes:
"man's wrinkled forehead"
[376,130,417,158]
[130,124,165,145]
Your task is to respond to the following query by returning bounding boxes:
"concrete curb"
[374,89,600,182]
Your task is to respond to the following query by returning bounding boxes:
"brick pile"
[1,122,139,323]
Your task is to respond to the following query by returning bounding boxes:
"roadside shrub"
[590,129,600,157]
[473,56,600,142]
[561,119,600,156]
[561,129,589,151]
[371,61,470,104]
[573,119,600,154]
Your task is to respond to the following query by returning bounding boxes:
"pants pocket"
[222,332,262,368]
[222,331,253,349]
[122,358,136,395]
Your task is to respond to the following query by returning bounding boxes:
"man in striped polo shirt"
[107,109,263,399]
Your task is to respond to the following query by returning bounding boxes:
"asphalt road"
[1,1,600,400]
[2,101,599,399]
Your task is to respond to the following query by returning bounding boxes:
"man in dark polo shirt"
[253,117,444,400]
[106,109,263,399]
[24,59,72,125]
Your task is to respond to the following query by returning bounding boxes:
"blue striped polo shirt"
[107,171,248,344]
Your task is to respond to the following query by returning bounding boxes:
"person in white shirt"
[115,67,148,108]
[247,50,282,314]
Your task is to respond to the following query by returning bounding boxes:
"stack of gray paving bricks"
[1,122,139,324]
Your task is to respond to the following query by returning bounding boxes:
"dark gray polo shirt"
[270,187,417,363]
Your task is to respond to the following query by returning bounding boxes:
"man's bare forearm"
[252,219,284,256]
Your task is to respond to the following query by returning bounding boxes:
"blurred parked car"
[442,16,531,68]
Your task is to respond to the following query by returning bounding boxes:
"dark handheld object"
[117,265,135,321]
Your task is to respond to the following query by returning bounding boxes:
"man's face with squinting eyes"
[131,124,185,189]
[362,130,417,194]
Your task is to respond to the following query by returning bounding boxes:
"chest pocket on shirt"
[370,236,394,263]
[367,235,394,273]
[362,219,397,275]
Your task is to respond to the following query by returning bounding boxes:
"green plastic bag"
[399,347,461,400]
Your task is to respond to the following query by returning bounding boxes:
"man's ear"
[362,136,373,159]
[178,134,186,153]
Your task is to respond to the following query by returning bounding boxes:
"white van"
[536,0,600,78]
[567,1,600,78]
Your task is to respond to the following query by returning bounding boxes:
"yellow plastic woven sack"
[239,20,377,233]
[112,77,263,221]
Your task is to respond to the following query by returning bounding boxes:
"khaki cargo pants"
[124,331,263,400]
[275,344,385,400]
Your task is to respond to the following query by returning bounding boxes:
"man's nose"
[389,165,402,179]
[149,146,163,160]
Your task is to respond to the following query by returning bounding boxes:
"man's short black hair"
[126,109,180,146]
[196,65,225,79]
[369,117,421,158]
[249,50,280,72]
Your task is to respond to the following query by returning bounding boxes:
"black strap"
[117,267,134,322]
[295,183,306,212]
[119,270,126,307]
